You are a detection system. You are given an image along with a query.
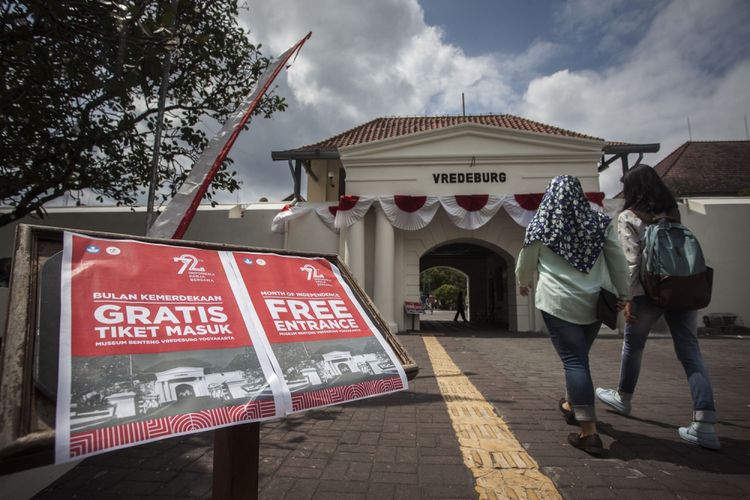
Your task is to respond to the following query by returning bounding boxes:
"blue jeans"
[542,311,600,422]
[619,295,717,423]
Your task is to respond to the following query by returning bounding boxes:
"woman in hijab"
[516,175,629,455]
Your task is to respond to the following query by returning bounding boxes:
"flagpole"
[147,32,312,240]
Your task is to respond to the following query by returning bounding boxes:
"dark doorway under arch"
[175,384,196,400]
[420,241,514,328]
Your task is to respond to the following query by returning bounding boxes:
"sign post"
[212,423,259,500]
[403,301,425,331]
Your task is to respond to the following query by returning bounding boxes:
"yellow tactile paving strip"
[423,336,562,500]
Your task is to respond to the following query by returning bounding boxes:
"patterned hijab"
[523,175,611,273]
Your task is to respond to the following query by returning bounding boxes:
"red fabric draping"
[455,195,490,211]
[439,195,507,230]
[394,195,427,213]
[586,192,605,207]
[514,193,545,210]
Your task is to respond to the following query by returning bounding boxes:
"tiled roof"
[654,141,750,197]
[286,115,603,153]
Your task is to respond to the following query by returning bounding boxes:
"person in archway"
[453,290,467,322]
[516,175,628,456]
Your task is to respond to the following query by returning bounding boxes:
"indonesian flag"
[379,195,440,230]
[271,203,313,233]
[333,195,375,229]
[147,32,312,240]
[440,195,508,230]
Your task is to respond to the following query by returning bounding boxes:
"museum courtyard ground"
[25,312,750,499]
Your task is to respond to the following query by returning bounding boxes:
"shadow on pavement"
[597,421,750,474]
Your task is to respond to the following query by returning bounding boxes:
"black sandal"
[558,398,578,426]
[567,432,604,456]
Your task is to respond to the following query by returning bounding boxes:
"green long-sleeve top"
[515,222,629,325]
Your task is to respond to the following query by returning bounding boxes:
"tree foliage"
[420,266,466,294]
[432,283,460,309]
[71,355,132,403]
[0,0,287,226]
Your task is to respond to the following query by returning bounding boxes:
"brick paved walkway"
[25,322,750,499]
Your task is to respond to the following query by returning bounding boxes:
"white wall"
[681,201,750,327]
[0,204,285,256]
[284,210,341,256]
[340,125,603,198]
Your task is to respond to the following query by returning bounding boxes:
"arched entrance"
[420,240,515,328]
[175,384,196,400]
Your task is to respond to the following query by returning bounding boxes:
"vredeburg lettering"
[432,172,506,184]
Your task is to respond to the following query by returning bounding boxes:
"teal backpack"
[641,218,713,310]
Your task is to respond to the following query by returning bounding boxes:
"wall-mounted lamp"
[327,171,335,188]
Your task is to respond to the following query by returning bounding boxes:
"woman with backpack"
[596,164,720,450]
[516,175,629,455]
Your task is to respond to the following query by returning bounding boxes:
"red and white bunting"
[505,192,606,226]
[503,196,538,227]
[379,195,440,230]
[439,195,508,230]
[333,196,375,229]
[270,203,313,233]
[271,192,609,233]
[314,204,341,233]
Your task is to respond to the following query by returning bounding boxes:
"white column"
[345,218,366,286]
[373,205,396,332]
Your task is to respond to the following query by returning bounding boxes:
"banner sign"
[55,233,407,463]
[403,301,425,314]
[227,252,406,413]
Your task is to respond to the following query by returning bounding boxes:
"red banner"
[69,236,251,356]
[231,253,374,343]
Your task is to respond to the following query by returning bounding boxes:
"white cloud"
[519,0,750,194]
[218,0,750,202]
[227,0,521,201]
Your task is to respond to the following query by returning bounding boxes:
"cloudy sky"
[216,0,750,200]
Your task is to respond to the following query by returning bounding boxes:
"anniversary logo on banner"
[228,253,407,413]
[55,233,283,463]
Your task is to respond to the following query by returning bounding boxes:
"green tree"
[420,267,466,293]
[0,0,287,226]
[433,283,460,309]
[71,355,132,404]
